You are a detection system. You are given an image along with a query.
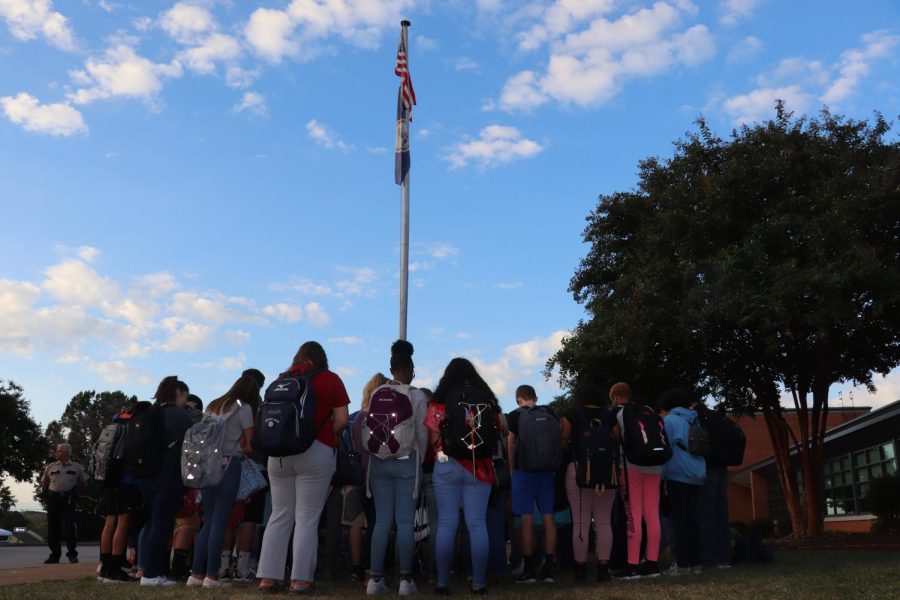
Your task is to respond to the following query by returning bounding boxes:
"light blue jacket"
[661,407,706,485]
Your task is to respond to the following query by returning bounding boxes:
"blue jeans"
[369,453,419,577]
[192,457,242,577]
[433,458,491,589]
[699,466,731,566]
[138,468,184,578]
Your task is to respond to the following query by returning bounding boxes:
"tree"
[549,105,900,537]
[0,381,50,514]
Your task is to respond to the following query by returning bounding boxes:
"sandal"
[290,581,315,594]
[258,579,280,593]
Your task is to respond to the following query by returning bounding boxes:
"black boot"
[597,563,610,583]
[573,563,586,583]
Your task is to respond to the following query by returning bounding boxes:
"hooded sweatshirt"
[661,407,706,485]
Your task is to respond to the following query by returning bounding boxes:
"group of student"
[87,337,747,594]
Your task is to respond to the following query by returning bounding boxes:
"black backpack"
[516,405,562,473]
[90,421,127,483]
[619,403,672,467]
[688,418,712,457]
[258,368,326,457]
[440,386,499,461]
[121,402,165,478]
[697,406,746,467]
[572,407,618,489]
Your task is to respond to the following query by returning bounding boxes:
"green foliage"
[870,475,900,533]
[0,484,14,514]
[0,380,50,482]
[549,106,900,406]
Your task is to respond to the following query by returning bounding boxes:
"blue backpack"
[258,368,325,457]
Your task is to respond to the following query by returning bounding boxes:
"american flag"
[394,22,415,185]
[395,23,416,120]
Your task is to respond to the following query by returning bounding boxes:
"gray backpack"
[182,404,239,488]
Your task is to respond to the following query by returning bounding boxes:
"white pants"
[257,441,335,582]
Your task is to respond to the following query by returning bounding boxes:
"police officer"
[41,442,88,563]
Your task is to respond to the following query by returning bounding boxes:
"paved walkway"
[0,545,100,586]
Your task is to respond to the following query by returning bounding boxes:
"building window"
[823,455,855,515]
[823,441,898,516]
[853,442,897,513]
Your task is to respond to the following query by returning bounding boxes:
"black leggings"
[666,480,701,568]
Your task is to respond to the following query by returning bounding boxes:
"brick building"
[727,400,900,533]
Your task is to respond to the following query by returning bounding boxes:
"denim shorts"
[511,470,555,516]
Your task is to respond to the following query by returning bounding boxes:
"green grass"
[2,549,899,600]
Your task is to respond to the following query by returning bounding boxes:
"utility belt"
[47,490,76,500]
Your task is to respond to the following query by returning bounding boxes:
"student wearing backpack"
[136,376,193,586]
[660,389,706,575]
[257,341,350,594]
[694,402,744,570]
[507,385,561,584]
[96,402,142,584]
[560,383,617,583]
[185,374,258,588]
[364,340,429,596]
[350,372,390,581]
[426,358,503,596]
[610,382,665,580]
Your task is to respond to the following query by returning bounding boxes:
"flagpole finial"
[401,19,411,27]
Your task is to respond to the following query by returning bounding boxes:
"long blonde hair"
[361,372,389,411]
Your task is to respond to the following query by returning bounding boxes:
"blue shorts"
[511,470,555,516]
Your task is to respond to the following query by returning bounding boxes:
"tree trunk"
[759,384,806,537]
[804,380,830,536]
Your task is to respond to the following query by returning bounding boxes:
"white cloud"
[233,91,267,117]
[454,57,480,71]
[306,119,352,151]
[756,57,828,88]
[426,243,459,260]
[472,330,570,398]
[0,0,77,51]
[263,302,303,323]
[727,35,763,64]
[178,33,242,75]
[719,0,763,26]
[329,336,363,345]
[244,0,415,63]
[224,329,250,346]
[494,281,523,290]
[76,246,100,262]
[446,125,543,169]
[192,352,247,370]
[133,272,178,297]
[225,65,258,89]
[334,365,361,378]
[416,34,438,51]
[161,320,215,352]
[68,44,183,106]
[304,301,330,327]
[84,358,150,385]
[0,92,87,136]
[159,2,214,45]
[722,84,812,124]
[42,259,118,306]
[498,2,714,111]
[245,7,297,63]
[821,30,899,105]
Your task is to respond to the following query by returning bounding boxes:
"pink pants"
[621,468,660,565]
[565,463,615,563]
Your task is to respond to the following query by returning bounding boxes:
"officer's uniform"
[41,459,87,562]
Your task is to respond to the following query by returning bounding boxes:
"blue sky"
[2,0,899,508]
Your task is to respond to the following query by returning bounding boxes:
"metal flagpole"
[398,19,412,341]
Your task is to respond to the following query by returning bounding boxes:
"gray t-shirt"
[217,402,254,457]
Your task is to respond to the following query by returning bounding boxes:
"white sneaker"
[203,577,232,588]
[399,578,418,595]
[186,575,204,587]
[367,577,389,595]
[140,576,177,586]
[666,564,689,577]
[690,566,704,575]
